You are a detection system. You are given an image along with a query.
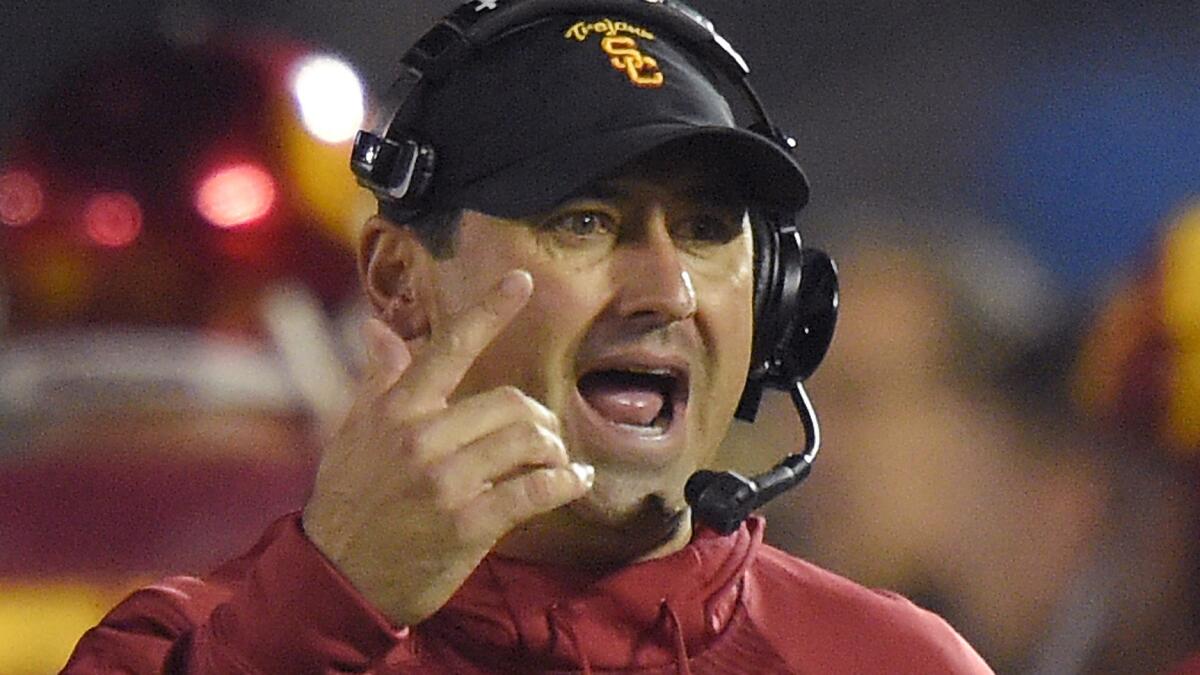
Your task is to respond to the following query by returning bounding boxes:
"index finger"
[395,269,533,410]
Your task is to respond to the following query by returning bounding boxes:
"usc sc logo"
[600,36,664,88]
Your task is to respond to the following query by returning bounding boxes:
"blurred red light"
[0,170,45,227]
[83,192,143,248]
[195,163,277,229]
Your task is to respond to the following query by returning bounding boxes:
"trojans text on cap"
[563,18,664,89]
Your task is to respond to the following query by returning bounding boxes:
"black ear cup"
[776,248,838,383]
[735,214,839,422]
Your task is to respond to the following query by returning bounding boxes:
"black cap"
[398,14,809,218]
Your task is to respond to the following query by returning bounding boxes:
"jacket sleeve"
[61,514,414,674]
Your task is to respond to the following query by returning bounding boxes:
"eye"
[676,212,743,244]
[543,210,616,238]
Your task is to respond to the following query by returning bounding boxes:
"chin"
[568,472,689,540]
[562,501,689,568]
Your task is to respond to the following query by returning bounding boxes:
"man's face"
[423,150,755,561]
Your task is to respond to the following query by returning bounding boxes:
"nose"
[613,206,698,324]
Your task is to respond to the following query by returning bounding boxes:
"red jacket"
[63,514,991,674]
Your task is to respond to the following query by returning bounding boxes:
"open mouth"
[576,367,689,434]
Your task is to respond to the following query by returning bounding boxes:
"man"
[64,3,991,672]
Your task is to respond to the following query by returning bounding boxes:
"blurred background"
[1,0,1197,673]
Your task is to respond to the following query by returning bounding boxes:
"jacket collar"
[426,516,763,672]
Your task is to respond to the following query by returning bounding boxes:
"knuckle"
[522,394,552,419]
[530,423,564,456]
[543,434,569,465]
[513,419,543,446]
[400,422,430,454]
[375,393,415,432]
[388,384,418,411]
[520,470,559,507]
[409,461,440,489]
[433,489,460,514]
[440,329,467,358]
[496,385,527,408]
[423,466,459,510]
[424,461,452,492]
[520,395,560,433]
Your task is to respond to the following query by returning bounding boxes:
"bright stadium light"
[83,192,143,248]
[195,163,277,229]
[0,170,45,227]
[291,55,365,144]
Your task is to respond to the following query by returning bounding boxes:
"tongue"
[581,379,666,427]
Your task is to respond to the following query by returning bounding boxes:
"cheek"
[695,246,755,368]
[504,263,609,400]
[691,247,755,429]
[458,316,551,399]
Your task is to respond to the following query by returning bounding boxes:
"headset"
[351,0,840,534]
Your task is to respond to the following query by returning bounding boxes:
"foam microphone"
[685,380,821,535]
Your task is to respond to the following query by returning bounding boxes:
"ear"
[359,215,432,341]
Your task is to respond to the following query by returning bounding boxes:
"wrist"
[300,500,428,626]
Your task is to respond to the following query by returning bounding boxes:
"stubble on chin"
[566,476,691,553]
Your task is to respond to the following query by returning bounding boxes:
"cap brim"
[450,123,810,219]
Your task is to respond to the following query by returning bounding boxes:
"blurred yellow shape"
[0,579,140,675]
[277,96,375,251]
[1163,203,1200,454]
[1171,351,1200,452]
[1164,202,1200,340]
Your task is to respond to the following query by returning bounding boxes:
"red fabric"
[63,513,993,674]
[0,453,314,577]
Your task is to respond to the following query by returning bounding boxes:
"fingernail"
[568,462,595,488]
[500,270,532,298]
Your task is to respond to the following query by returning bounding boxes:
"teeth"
[610,367,674,380]
[589,365,674,375]
[577,364,689,408]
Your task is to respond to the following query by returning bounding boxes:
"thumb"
[363,316,413,378]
